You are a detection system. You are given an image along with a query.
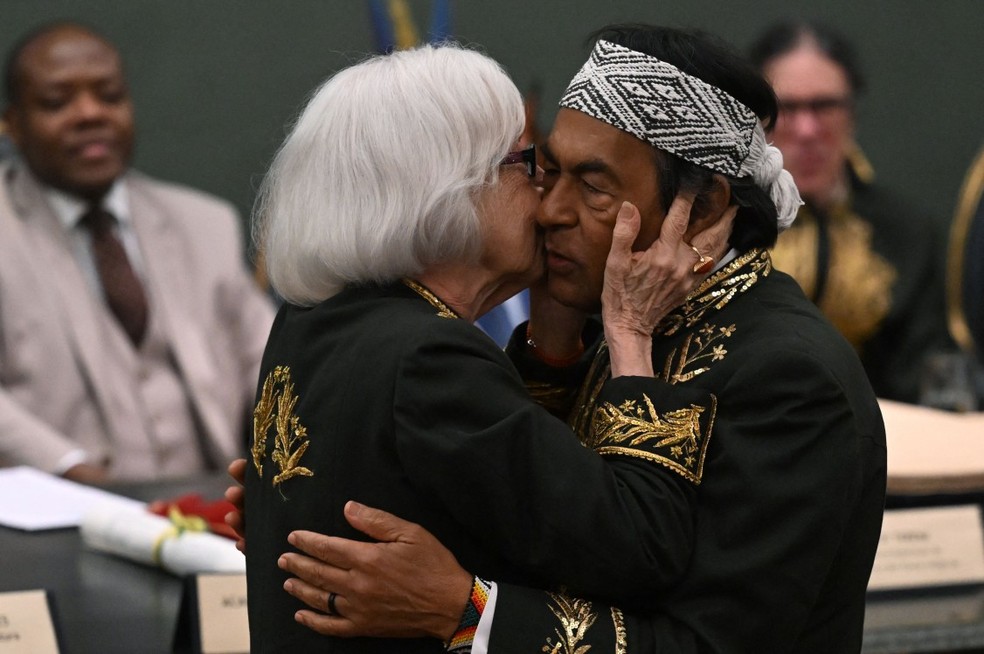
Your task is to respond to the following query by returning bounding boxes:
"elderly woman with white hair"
[244,43,724,653]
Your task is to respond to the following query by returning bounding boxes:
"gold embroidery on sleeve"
[251,365,314,489]
[543,591,599,654]
[661,323,735,384]
[589,395,714,484]
[611,607,627,654]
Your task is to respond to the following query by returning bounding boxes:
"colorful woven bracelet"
[445,576,492,653]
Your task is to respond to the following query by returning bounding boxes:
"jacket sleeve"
[0,389,82,472]
[486,584,682,653]
[393,321,714,603]
[484,346,885,652]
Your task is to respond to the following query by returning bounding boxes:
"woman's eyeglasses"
[499,143,537,177]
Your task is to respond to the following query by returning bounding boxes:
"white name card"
[196,573,249,654]
[868,505,984,591]
[0,590,60,654]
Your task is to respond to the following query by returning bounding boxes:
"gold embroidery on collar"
[657,249,771,336]
[661,323,736,384]
[570,341,612,443]
[402,279,460,319]
[544,591,599,654]
[589,395,714,484]
[251,365,314,489]
[525,380,575,416]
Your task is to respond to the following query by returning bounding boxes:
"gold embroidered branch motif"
[544,591,598,654]
[251,366,314,489]
[251,370,277,476]
[657,248,771,336]
[772,206,895,348]
[271,376,313,487]
[589,395,712,483]
[661,323,735,384]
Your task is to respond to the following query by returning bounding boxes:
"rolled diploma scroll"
[80,503,245,575]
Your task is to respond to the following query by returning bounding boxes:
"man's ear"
[685,174,731,241]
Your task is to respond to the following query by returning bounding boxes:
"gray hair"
[254,44,525,306]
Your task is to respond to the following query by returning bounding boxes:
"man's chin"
[61,175,120,201]
[547,277,601,314]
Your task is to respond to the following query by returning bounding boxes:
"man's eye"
[582,180,603,194]
[101,90,126,104]
[38,97,67,110]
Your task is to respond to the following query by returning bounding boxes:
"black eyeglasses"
[778,96,853,119]
[499,143,537,177]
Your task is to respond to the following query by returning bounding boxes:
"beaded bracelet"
[526,324,584,367]
[445,576,492,653]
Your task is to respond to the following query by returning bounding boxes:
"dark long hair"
[748,20,864,96]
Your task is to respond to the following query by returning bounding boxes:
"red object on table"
[147,493,237,540]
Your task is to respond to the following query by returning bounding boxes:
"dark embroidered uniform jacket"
[245,282,717,653]
[489,250,888,654]
[771,169,954,403]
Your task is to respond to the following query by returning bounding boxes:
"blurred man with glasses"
[750,20,956,405]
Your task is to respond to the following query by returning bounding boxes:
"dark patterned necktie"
[80,207,149,345]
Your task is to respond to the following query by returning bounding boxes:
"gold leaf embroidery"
[611,607,627,654]
[657,249,771,337]
[570,341,613,446]
[402,278,460,319]
[771,206,895,349]
[251,369,278,477]
[526,380,577,417]
[661,323,736,384]
[590,395,713,484]
[251,366,314,489]
[543,591,598,654]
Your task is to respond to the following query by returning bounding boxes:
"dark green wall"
[3,1,982,241]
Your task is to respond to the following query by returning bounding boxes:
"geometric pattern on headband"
[560,40,759,177]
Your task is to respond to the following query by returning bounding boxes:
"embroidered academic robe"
[245,281,719,653]
[771,170,954,403]
[489,249,887,654]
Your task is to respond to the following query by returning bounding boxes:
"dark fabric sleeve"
[393,322,713,603]
[485,346,883,652]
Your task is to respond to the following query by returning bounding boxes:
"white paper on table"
[0,466,144,530]
[880,400,984,494]
[80,503,245,575]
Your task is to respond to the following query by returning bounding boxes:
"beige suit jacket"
[0,161,275,479]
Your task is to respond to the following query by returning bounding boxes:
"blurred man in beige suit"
[0,22,274,483]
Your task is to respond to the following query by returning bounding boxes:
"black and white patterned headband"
[560,40,800,230]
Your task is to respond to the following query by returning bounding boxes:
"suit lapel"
[6,166,144,443]
[128,178,232,463]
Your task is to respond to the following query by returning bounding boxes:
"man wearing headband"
[259,25,886,653]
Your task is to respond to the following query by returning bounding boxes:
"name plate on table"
[173,573,248,654]
[869,505,984,591]
[0,590,60,654]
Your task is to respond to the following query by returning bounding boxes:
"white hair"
[254,44,525,306]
